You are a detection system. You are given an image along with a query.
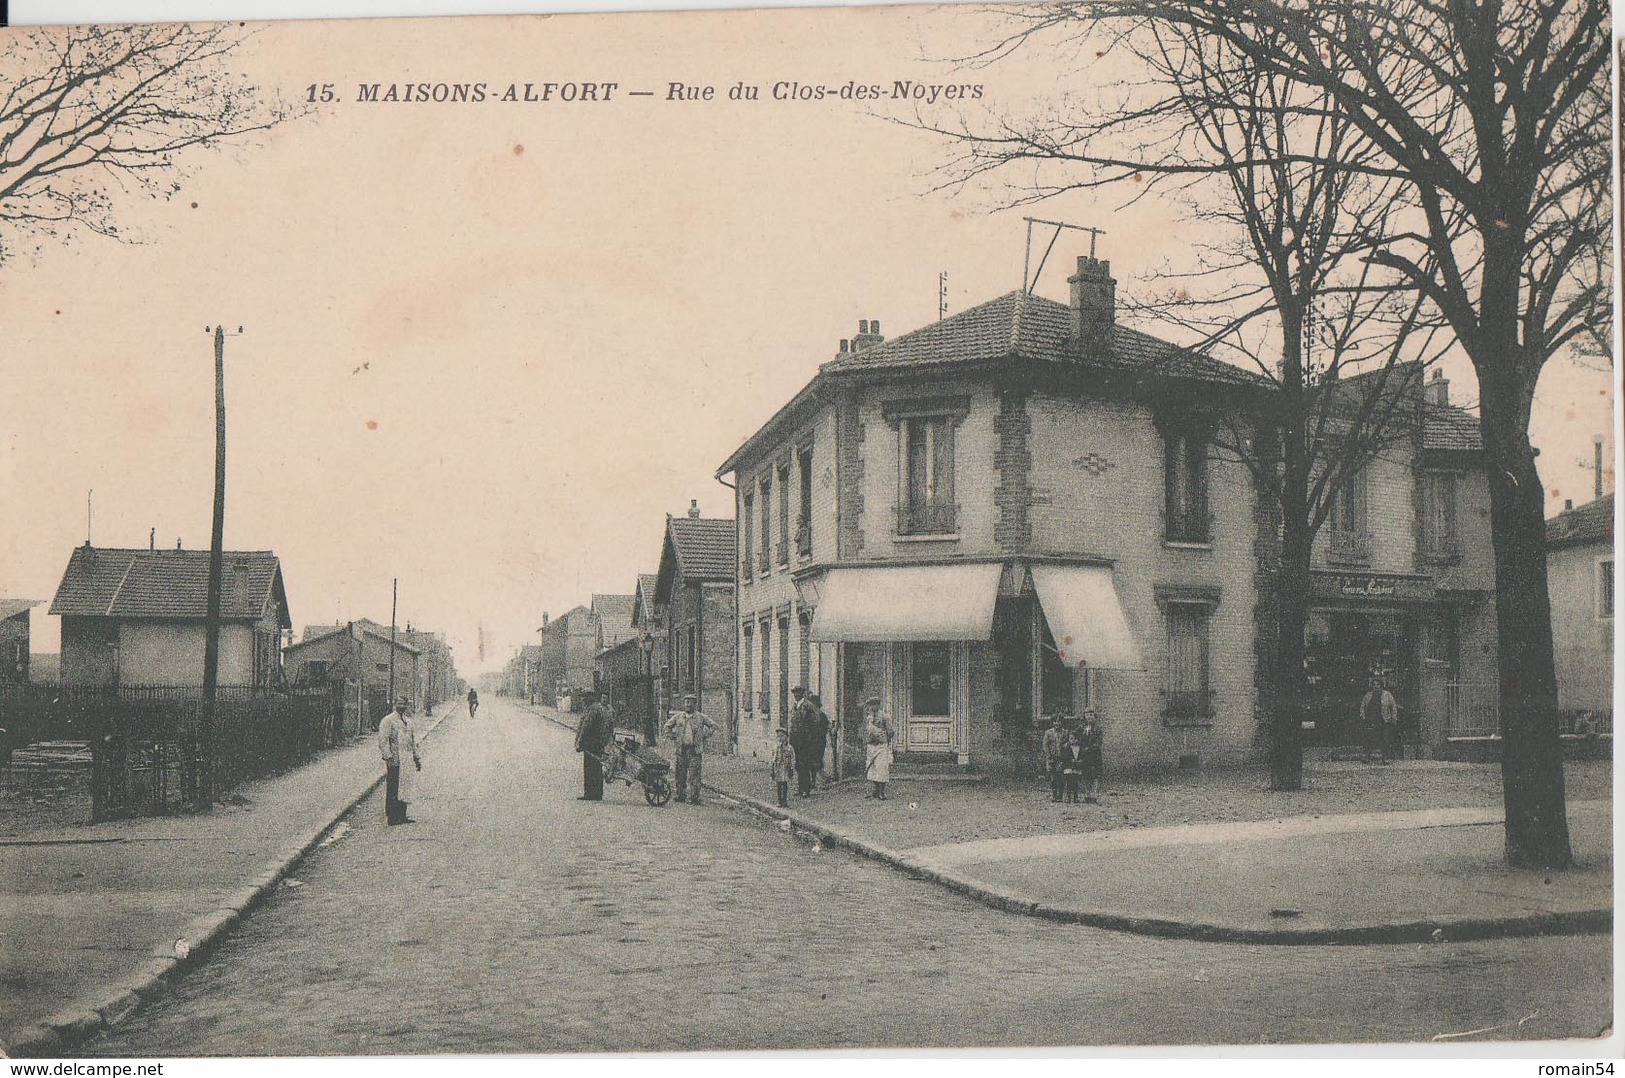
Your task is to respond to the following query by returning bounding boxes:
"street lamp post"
[640,633,657,745]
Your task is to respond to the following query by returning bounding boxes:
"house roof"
[633,573,660,626]
[0,599,41,622]
[1421,404,1484,452]
[720,290,1270,477]
[592,593,638,648]
[49,546,291,629]
[823,291,1267,387]
[540,605,592,636]
[655,516,737,604]
[1547,493,1614,550]
[284,621,420,656]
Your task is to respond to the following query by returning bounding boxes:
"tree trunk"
[1270,517,1312,791]
[1477,366,1572,869]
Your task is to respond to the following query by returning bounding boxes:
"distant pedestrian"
[789,686,821,797]
[809,693,833,785]
[1360,677,1399,763]
[1078,710,1104,803]
[861,696,894,801]
[1041,713,1068,802]
[664,694,716,805]
[770,727,794,808]
[467,688,479,718]
[575,690,615,801]
[379,699,420,825]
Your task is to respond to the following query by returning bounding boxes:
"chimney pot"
[1424,372,1449,406]
[839,339,849,353]
[176,538,182,550]
[859,319,869,335]
[688,499,701,519]
[1566,499,1574,511]
[871,319,880,335]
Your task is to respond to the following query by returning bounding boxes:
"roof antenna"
[150,527,156,552]
[938,271,949,321]
[86,489,92,546]
[1022,217,1106,293]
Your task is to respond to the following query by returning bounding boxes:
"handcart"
[592,736,672,806]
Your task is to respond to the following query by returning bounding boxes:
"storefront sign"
[1310,572,1433,604]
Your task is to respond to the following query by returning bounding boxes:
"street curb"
[708,787,1614,947]
[3,710,457,1059]
[480,703,1615,946]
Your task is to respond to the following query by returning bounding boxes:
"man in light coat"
[379,699,420,825]
[664,693,716,805]
[1360,676,1401,763]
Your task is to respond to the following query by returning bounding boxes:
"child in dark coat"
[1059,730,1086,804]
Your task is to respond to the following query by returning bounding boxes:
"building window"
[742,623,754,711]
[1420,472,1458,561]
[911,643,952,716]
[674,634,685,692]
[777,463,791,565]
[686,625,697,685]
[759,618,772,719]
[742,491,755,581]
[1600,559,1615,620]
[777,615,790,724]
[759,475,773,573]
[1163,602,1213,722]
[797,445,814,557]
[798,610,812,689]
[900,415,956,535]
[1163,429,1210,543]
[1328,467,1371,564]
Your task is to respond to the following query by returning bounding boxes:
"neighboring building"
[592,593,638,663]
[301,617,461,710]
[0,600,40,685]
[653,503,737,748]
[1546,492,1613,724]
[537,605,596,707]
[1300,368,1501,751]
[283,621,422,719]
[721,263,1272,771]
[50,544,291,690]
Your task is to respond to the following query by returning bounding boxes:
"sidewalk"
[0,708,457,1057]
[701,744,1613,945]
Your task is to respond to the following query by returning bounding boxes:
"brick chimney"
[1068,256,1116,359]
[687,499,701,519]
[1425,369,1449,406]
[850,318,885,354]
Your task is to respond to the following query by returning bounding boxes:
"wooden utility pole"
[388,578,398,708]
[199,325,229,806]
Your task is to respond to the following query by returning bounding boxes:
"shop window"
[1328,467,1371,564]
[1163,603,1213,722]
[742,491,755,581]
[1420,472,1458,561]
[1163,429,1210,543]
[900,415,956,535]
[911,643,952,717]
[1600,559,1615,620]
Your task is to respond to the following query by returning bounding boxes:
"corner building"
[718,258,1270,773]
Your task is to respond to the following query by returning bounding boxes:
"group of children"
[1041,710,1104,804]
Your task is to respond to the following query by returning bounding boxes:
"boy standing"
[770,727,794,807]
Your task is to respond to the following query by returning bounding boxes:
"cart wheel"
[646,778,671,806]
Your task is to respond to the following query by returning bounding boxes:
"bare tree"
[0,23,302,267]
[939,0,1610,867]
[923,17,1449,790]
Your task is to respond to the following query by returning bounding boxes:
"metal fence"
[0,684,346,820]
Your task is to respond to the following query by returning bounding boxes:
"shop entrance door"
[1304,611,1418,745]
[903,642,961,754]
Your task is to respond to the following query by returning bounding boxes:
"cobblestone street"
[84,698,1612,1055]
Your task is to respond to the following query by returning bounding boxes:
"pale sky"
[1,8,1613,673]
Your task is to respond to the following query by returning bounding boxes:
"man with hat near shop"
[664,693,716,804]
[788,685,823,797]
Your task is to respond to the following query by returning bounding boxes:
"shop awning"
[808,563,1002,642]
[1030,564,1143,670]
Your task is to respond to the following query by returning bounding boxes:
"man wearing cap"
[574,690,615,801]
[378,699,420,825]
[788,686,821,797]
[664,693,716,804]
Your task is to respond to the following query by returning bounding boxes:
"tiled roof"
[1422,404,1484,452]
[634,573,660,624]
[1547,493,1614,550]
[49,547,290,628]
[0,599,41,622]
[285,622,420,656]
[823,291,1268,388]
[667,517,737,582]
[592,593,637,648]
